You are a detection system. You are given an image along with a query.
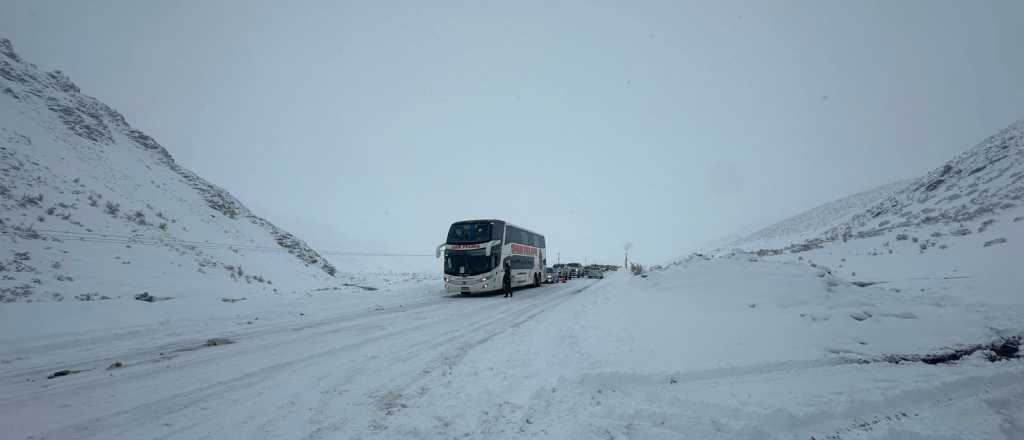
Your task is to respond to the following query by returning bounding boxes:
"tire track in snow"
[11,281,595,440]
[0,291,493,403]
[0,294,451,385]
[296,282,597,439]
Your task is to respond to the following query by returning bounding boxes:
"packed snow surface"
[3,250,1022,439]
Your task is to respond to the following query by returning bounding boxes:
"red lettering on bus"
[510,244,538,256]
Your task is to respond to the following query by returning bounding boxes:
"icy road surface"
[2,256,1023,440]
[0,280,597,440]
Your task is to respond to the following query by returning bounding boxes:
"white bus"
[437,219,546,295]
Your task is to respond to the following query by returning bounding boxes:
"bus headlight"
[480,276,490,282]
[444,277,450,283]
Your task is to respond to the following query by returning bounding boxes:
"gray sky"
[3,0,1022,264]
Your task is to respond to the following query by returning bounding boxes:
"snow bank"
[397,257,1024,439]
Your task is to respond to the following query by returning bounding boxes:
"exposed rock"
[205,337,234,347]
[983,238,1008,247]
[46,369,84,379]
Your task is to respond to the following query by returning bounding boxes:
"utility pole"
[624,252,627,271]
[557,252,560,265]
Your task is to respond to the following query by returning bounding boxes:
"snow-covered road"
[0,280,596,440]
[3,254,1023,440]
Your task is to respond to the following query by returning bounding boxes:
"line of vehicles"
[436,219,617,295]
[547,263,616,282]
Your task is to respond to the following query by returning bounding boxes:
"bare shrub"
[17,193,43,208]
[983,238,1008,247]
[104,201,120,216]
[127,210,148,226]
[978,219,996,233]
[11,224,41,239]
[950,227,972,236]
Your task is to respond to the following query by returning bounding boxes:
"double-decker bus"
[437,219,546,295]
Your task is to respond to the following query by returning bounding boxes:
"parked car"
[544,268,558,283]
[567,263,582,278]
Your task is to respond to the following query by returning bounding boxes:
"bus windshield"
[445,249,496,276]
[447,222,493,244]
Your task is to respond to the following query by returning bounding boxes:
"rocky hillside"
[0,38,337,302]
[825,119,1024,242]
[730,179,913,250]
[729,118,1024,256]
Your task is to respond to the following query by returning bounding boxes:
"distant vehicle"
[544,268,557,283]
[567,263,582,278]
[438,220,546,295]
[586,269,604,279]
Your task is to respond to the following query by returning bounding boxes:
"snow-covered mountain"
[0,38,337,302]
[725,118,1024,256]
[699,118,1024,307]
[728,179,913,250]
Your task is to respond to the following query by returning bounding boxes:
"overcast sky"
[3,0,1022,264]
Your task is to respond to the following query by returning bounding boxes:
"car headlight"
[480,276,490,281]
[444,277,450,282]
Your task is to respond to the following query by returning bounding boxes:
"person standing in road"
[503,258,513,298]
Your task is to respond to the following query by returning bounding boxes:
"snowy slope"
[701,118,1024,306]
[729,179,912,250]
[827,119,1024,243]
[724,118,1024,257]
[0,38,337,302]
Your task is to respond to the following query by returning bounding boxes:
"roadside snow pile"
[413,260,1024,439]
[0,38,338,302]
